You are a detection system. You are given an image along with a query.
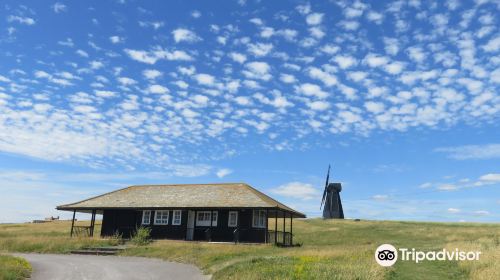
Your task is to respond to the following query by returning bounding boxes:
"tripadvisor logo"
[375,244,481,267]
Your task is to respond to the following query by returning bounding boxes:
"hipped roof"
[57,183,306,218]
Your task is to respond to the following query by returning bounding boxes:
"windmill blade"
[320,165,331,209]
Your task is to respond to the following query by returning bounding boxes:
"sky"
[0,0,499,223]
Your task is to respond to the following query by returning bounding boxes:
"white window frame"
[196,211,217,226]
[154,210,169,225]
[172,210,182,225]
[141,210,151,225]
[252,210,266,228]
[228,211,238,227]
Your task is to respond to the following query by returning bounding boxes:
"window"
[142,210,151,225]
[196,211,217,226]
[172,210,182,225]
[154,210,169,225]
[228,211,238,227]
[252,210,266,228]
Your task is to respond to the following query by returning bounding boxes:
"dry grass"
[0,221,118,253]
[0,219,498,279]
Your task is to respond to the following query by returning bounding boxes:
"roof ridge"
[128,182,247,187]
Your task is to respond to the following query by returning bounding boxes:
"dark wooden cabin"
[56,183,306,245]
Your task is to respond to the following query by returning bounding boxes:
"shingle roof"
[57,183,306,218]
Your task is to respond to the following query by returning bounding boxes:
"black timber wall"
[101,208,268,243]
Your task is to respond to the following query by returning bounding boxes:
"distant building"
[57,183,305,246]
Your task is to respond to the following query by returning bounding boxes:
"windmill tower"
[320,165,344,219]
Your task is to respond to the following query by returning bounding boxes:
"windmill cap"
[328,183,342,192]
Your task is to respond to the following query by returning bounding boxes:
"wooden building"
[56,183,306,245]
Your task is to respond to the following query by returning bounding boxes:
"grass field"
[0,219,498,279]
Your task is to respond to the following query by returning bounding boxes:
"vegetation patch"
[0,255,32,280]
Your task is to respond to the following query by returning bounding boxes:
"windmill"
[320,165,344,219]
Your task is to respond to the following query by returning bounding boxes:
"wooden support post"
[282,211,286,246]
[265,209,269,243]
[274,209,278,245]
[70,210,76,237]
[290,214,293,245]
[90,210,96,237]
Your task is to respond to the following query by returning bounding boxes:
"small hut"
[57,183,305,245]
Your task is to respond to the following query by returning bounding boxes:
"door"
[186,210,195,240]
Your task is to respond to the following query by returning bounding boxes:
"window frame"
[252,210,266,228]
[172,210,182,225]
[154,210,169,225]
[228,211,238,227]
[141,210,151,225]
[196,211,218,226]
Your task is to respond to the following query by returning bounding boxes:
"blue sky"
[0,0,499,223]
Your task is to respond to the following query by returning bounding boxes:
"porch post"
[265,209,269,243]
[274,208,277,245]
[290,214,293,245]
[282,211,285,245]
[70,210,76,237]
[90,210,96,237]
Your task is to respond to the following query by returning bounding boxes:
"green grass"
[0,219,498,279]
[0,255,32,280]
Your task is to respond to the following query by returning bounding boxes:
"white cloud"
[435,144,500,160]
[307,100,330,111]
[117,77,136,86]
[52,3,67,13]
[296,83,328,99]
[447,208,460,214]
[384,62,405,75]
[473,210,490,216]
[124,48,192,64]
[437,184,457,191]
[194,73,215,86]
[234,96,251,106]
[142,69,162,80]
[482,35,500,52]
[109,36,123,44]
[229,52,247,64]
[172,28,201,43]
[271,182,319,200]
[191,10,201,18]
[372,194,389,201]
[280,73,296,84]
[364,101,385,114]
[478,173,500,183]
[334,55,357,69]
[247,43,273,56]
[76,49,89,57]
[307,67,337,86]
[243,61,271,81]
[366,11,383,24]
[216,168,232,178]
[7,15,36,25]
[94,90,117,98]
[363,53,389,67]
[306,13,323,25]
[384,38,399,55]
[407,46,426,63]
[147,84,169,94]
